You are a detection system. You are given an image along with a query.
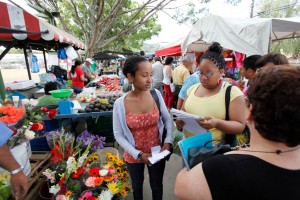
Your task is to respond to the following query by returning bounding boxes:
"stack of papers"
[148,146,170,164]
[170,108,207,135]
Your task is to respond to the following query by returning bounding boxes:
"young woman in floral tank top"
[113,56,173,200]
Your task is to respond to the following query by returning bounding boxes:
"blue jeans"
[126,160,166,200]
[71,86,83,94]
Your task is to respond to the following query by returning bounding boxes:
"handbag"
[150,89,173,160]
[188,140,231,169]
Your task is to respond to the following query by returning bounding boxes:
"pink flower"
[85,177,96,187]
[56,195,66,200]
[79,191,93,200]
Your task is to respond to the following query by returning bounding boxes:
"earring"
[217,78,223,85]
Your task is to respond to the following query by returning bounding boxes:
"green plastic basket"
[49,89,72,98]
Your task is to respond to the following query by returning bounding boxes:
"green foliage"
[26,0,169,56]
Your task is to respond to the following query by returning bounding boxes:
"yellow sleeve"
[187,83,201,97]
[230,85,244,102]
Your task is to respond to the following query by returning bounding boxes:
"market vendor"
[68,60,87,94]
[37,82,60,106]
[108,60,118,72]
[82,58,97,85]
[0,122,29,199]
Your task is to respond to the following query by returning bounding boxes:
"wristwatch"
[9,165,24,175]
[137,151,143,160]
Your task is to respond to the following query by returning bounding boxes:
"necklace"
[236,145,300,155]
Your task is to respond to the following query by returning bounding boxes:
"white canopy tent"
[181,15,300,56]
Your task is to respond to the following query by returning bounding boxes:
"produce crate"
[86,114,116,147]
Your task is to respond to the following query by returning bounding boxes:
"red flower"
[48,109,57,120]
[30,123,44,131]
[50,145,63,164]
[89,168,100,177]
[58,184,67,194]
[41,107,48,112]
[87,197,97,200]
[10,128,17,136]
[58,176,66,186]
[71,167,85,179]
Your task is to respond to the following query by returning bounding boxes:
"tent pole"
[43,49,48,72]
[23,48,32,80]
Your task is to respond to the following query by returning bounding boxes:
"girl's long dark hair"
[71,60,82,74]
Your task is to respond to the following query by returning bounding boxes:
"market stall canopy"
[155,38,184,57]
[0,2,86,50]
[181,15,300,56]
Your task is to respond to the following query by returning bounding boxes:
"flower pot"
[39,181,54,200]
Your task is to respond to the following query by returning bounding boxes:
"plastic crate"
[86,114,115,145]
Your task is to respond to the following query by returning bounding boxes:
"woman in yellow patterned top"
[176,42,246,141]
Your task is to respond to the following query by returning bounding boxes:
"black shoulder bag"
[150,89,173,160]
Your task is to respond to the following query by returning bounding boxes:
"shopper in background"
[172,55,192,108]
[152,57,164,95]
[162,56,174,111]
[68,60,87,94]
[82,58,96,85]
[37,82,60,106]
[239,55,262,95]
[175,65,300,200]
[113,56,173,200]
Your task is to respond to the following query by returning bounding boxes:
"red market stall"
[155,38,184,57]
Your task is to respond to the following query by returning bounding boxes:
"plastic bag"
[65,45,78,60]
[170,83,175,93]
[58,47,67,59]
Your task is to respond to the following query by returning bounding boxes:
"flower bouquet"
[43,131,131,200]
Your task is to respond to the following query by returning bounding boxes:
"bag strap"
[225,85,235,145]
[225,85,232,120]
[150,89,168,143]
[150,89,161,116]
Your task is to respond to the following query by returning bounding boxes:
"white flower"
[29,98,38,106]
[99,169,108,176]
[77,153,88,168]
[66,157,76,173]
[21,98,30,106]
[24,130,35,140]
[42,169,56,183]
[98,189,113,200]
[49,184,60,195]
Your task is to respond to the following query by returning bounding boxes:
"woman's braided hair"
[200,42,226,69]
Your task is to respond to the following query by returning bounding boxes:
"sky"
[2,0,253,46]
[147,0,253,45]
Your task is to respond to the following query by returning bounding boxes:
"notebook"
[178,132,212,170]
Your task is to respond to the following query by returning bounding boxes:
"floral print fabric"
[123,104,160,163]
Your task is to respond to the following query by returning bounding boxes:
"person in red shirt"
[67,60,87,94]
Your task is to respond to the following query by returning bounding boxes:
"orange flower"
[104,175,114,182]
[94,177,104,186]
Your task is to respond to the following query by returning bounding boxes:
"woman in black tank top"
[175,65,300,200]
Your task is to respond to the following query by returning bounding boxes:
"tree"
[25,0,173,57]
[257,0,300,55]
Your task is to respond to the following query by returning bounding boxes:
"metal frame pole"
[43,49,48,72]
[23,48,32,80]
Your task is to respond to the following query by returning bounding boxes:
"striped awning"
[0,2,86,50]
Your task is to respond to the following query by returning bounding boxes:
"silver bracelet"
[10,165,24,175]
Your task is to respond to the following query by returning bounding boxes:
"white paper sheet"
[148,145,171,164]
